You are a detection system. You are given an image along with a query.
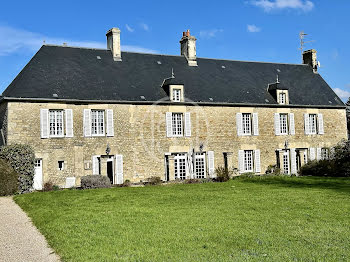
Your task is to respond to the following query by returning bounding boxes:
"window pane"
[49,110,63,136]
[91,110,104,135]
[242,113,251,134]
[244,150,253,172]
[172,113,183,136]
[280,114,288,134]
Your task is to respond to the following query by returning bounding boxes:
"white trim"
[274,113,281,135]
[254,149,261,173]
[289,113,295,135]
[318,114,324,135]
[40,109,49,139]
[207,151,215,178]
[253,113,259,136]
[106,109,114,137]
[184,112,191,137]
[65,109,74,137]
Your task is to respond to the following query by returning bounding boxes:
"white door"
[33,159,43,190]
[194,153,206,179]
[174,154,187,180]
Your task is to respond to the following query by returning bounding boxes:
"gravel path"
[0,197,60,262]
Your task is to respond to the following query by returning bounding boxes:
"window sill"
[91,134,106,137]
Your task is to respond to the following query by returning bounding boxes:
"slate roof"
[3,45,344,107]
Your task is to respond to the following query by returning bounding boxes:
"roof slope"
[3,45,344,106]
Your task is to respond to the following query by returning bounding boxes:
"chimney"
[180,29,197,66]
[106,28,121,61]
[303,49,318,73]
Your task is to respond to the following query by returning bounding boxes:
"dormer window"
[172,88,181,102]
[279,92,286,104]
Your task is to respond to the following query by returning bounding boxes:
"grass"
[14,176,350,262]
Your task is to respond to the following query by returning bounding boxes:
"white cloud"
[125,24,134,32]
[251,0,314,12]
[0,25,157,56]
[199,29,224,39]
[140,23,149,31]
[247,24,261,33]
[333,87,350,100]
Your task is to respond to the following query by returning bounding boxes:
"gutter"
[1,96,346,109]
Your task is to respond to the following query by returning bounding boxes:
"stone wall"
[5,101,348,186]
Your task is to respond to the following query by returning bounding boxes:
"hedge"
[0,158,19,196]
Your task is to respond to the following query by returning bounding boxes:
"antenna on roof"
[299,31,315,61]
[171,68,175,78]
[276,74,280,83]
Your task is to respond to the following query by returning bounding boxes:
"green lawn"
[14,177,350,262]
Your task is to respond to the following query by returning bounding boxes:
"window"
[49,110,64,137]
[91,110,105,136]
[243,150,253,172]
[242,113,251,135]
[321,148,328,160]
[195,153,206,179]
[174,154,186,179]
[309,114,317,134]
[172,113,183,136]
[279,92,286,104]
[283,152,289,174]
[172,89,181,102]
[280,114,288,135]
[58,161,64,171]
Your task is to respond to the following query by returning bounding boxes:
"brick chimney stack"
[180,29,197,66]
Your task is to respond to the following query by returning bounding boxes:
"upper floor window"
[172,113,183,136]
[237,113,259,136]
[172,89,181,102]
[279,93,286,104]
[91,110,105,136]
[166,112,191,137]
[304,113,324,135]
[83,109,114,137]
[40,109,73,139]
[49,110,64,137]
[274,113,295,136]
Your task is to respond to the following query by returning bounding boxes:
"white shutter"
[316,148,322,160]
[40,109,49,138]
[83,109,91,137]
[238,150,244,173]
[254,149,261,173]
[309,148,316,161]
[318,114,324,135]
[289,113,295,135]
[207,151,215,177]
[274,113,281,135]
[236,113,242,136]
[304,113,310,135]
[184,112,191,137]
[92,155,99,175]
[253,113,259,136]
[166,112,173,137]
[291,148,297,174]
[106,109,114,137]
[115,154,124,185]
[65,109,73,137]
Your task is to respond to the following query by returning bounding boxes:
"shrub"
[239,172,256,178]
[81,175,111,189]
[265,164,281,176]
[120,179,131,187]
[0,158,19,196]
[0,144,35,193]
[145,176,162,186]
[215,166,232,182]
[43,181,54,192]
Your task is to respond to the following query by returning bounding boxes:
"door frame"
[34,158,43,190]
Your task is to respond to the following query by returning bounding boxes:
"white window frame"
[91,110,105,136]
[174,154,187,180]
[194,153,206,179]
[279,92,286,105]
[172,88,181,102]
[242,113,252,135]
[283,151,290,174]
[49,110,64,138]
[279,113,288,135]
[309,114,317,135]
[243,150,253,172]
[171,113,183,137]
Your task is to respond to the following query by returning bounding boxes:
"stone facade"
[3,100,347,187]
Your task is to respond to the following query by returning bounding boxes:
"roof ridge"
[43,44,306,66]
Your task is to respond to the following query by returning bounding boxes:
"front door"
[33,159,43,190]
[107,161,113,184]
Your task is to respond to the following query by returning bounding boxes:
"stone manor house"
[0,28,347,189]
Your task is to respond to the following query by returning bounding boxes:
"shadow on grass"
[237,176,350,194]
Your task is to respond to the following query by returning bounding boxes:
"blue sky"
[1,0,349,101]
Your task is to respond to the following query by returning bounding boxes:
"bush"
[120,179,131,187]
[215,166,232,182]
[43,181,54,192]
[300,139,350,177]
[0,158,19,196]
[265,164,281,176]
[81,175,111,189]
[239,172,256,178]
[0,144,35,193]
[145,176,162,186]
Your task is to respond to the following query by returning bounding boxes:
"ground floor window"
[195,153,206,179]
[244,150,253,172]
[283,152,289,174]
[321,148,329,160]
[174,154,186,180]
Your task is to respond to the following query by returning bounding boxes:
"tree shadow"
[238,176,350,194]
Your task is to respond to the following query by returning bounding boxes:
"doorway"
[107,160,113,184]
[33,159,43,190]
